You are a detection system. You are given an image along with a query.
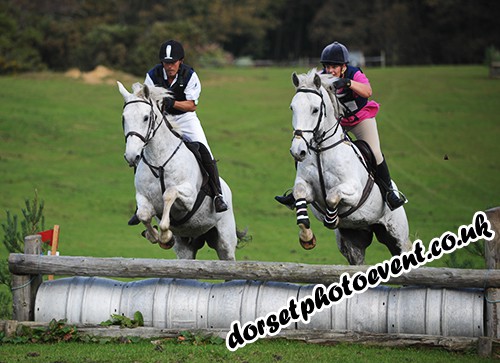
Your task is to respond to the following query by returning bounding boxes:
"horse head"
[289,69,340,162]
[117,81,173,167]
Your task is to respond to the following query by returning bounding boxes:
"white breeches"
[172,112,212,157]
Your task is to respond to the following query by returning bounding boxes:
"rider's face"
[324,64,345,78]
[162,60,182,79]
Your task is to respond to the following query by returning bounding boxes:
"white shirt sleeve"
[184,71,201,102]
[144,73,155,87]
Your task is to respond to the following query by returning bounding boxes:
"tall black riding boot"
[128,210,140,225]
[274,161,297,209]
[375,158,407,211]
[274,190,296,209]
[205,159,229,213]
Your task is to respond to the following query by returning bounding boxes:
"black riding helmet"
[159,40,185,63]
[320,41,350,65]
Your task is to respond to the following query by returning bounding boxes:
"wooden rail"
[8,253,500,288]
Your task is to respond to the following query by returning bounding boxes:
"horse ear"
[143,84,150,99]
[117,81,131,99]
[292,72,300,87]
[313,73,322,90]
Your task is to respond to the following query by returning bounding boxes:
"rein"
[293,86,374,219]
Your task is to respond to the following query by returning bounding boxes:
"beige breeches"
[344,118,384,165]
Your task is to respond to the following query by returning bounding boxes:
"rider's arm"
[173,71,201,112]
[349,80,372,98]
[172,99,197,112]
[349,71,372,98]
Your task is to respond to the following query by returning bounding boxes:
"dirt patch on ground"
[64,65,139,85]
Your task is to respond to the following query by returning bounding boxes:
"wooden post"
[48,225,60,281]
[11,235,43,321]
[483,207,500,357]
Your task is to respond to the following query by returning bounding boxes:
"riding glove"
[333,78,351,89]
[162,97,175,113]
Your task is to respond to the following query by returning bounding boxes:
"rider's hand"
[333,78,351,89]
[162,97,175,113]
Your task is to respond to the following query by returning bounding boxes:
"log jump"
[6,207,500,356]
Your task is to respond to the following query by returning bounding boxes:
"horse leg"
[136,196,160,243]
[324,190,342,229]
[372,209,412,256]
[295,198,316,250]
[173,237,198,259]
[205,182,237,260]
[335,228,373,265]
[212,218,237,261]
[157,187,178,248]
[372,224,402,256]
[293,182,316,249]
[141,221,160,243]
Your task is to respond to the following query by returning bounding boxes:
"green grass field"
[1,65,499,361]
[1,65,498,267]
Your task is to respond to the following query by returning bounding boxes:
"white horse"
[289,69,411,265]
[117,81,240,260]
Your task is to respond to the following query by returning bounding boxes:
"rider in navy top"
[128,40,228,225]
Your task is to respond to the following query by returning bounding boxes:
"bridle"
[292,86,374,219]
[292,87,344,154]
[122,99,163,146]
[122,98,183,193]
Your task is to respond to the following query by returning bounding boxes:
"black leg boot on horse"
[275,161,297,209]
[375,158,407,211]
[275,190,296,209]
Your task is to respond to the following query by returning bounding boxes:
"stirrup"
[386,189,408,211]
[214,195,228,213]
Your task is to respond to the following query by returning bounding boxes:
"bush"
[0,191,45,319]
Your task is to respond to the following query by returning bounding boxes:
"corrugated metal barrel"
[35,277,484,336]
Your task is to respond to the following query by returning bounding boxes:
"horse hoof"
[300,234,316,250]
[141,228,159,244]
[159,240,175,250]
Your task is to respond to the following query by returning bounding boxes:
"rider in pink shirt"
[340,70,379,127]
[276,41,407,211]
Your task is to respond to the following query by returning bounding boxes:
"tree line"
[1,0,499,75]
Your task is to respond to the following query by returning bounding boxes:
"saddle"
[184,141,211,189]
[352,139,376,176]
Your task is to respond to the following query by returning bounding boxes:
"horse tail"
[236,227,252,248]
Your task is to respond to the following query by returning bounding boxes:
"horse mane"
[131,82,183,137]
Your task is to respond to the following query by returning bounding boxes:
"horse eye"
[143,115,149,122]
[312,107,319,114]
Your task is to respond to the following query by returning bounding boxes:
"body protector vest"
[147,63,195,115]
[336,65,368,120]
